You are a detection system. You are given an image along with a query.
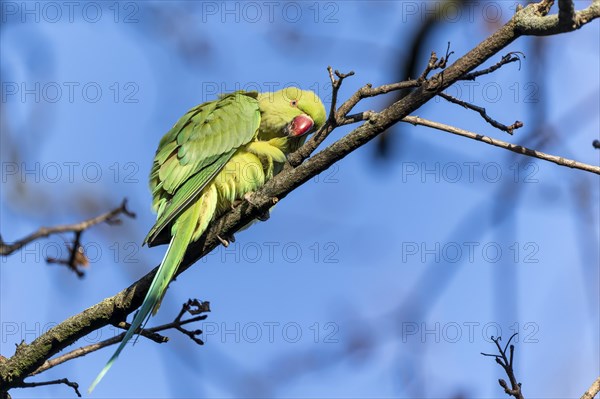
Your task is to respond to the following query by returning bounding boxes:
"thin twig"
[418,51,440,82]
[338,107,597,173]
[0,199,135,256]
[286,67,355,167]
[2,199,135,277]
[287,73,421,167]
[340,111,378,126]
[12,378,81,397]
[536,0,556,17]
[418,45,453,83]
[292,47,452,167]
[171,299,211,345]
[402,116,600,174]
[66,231,84,276]
[438,92,524,135]
[418,44,454,91]
[335,80,421,120]
[481,333,524,399]
[31,300,210,376]
[293,50,521,165]
[113,321,169,344]
[461,52,525,80]
[327,66,354,126]
[46,234,90,278]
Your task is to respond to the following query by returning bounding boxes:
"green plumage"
[147,92,261,243]
[89,88,326,392]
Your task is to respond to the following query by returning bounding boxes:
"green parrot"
[89,88,326,392]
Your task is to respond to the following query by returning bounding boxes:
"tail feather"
[88,202,201,393]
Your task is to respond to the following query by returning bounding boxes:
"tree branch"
[1,199,136,277]
[287,71,421,167]
[481,333,525,399]
[515,0,600,35]
[1,0,599,390]
[30,299,209,376]
[580,376,600,399]
[10,378,81,398]
[402,116,600,174]
[558,0,577,28]
[460,52,525,81]
[0,199,135,257]
[438,92,523,135]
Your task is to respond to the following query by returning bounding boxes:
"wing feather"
[146,91,260,246]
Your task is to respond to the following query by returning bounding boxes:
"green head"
[257,88,326,140]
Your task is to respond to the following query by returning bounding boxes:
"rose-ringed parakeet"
[89,88,326,391]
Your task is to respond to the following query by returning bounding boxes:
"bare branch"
[418,44,454,83]
[113,320,169,344]
[327,66,355,125]
[515,0,600,35]
[438,92,524,135]
[46,233,89,278]
[481,333,524,399]
[402,116,600,175]
[286,67,355,167]
[170,299,211,345]
[12,378,81,397]
[418,51,441,82]
[334,80,421,120]
[460,52,525,81]
[558,0,577,28]
[289,53,449,168]
[534,0,556,17]
[287,77,420,167]
[0,199,135,257]
[290,45,510,167]
[580,376,600,399]
[30,300,210,376]
[340,111,378,126]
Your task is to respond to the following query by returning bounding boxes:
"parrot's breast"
[212,138,287,215]
[213,151,265,213]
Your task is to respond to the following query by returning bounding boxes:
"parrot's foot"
[230,193,258,209]
[230,195,254,209]
[217,233,236,247]
[232,193,277,209]
[243,192,258,206]
[216,235,229,247]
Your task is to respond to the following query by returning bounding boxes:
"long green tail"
[88,204,200,393]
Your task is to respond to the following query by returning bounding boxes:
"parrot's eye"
[290,100,298,107]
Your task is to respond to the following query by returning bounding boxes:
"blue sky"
[1,1,599,398]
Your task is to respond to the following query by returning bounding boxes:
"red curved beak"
[286,114,314,137]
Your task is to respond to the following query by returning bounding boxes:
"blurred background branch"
[0,199,135,276]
